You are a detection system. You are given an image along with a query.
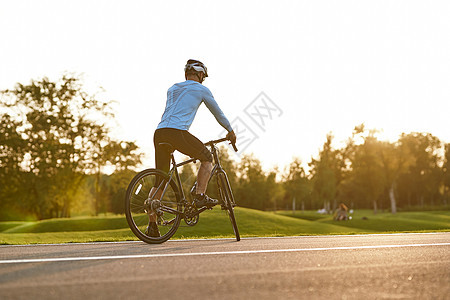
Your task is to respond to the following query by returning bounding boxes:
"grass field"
[0,208,449,245]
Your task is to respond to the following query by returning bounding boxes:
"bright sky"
[1,0,449,172]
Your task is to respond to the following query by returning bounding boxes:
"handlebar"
[205,138,238,152]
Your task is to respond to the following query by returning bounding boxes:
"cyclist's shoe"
[145,222,160,237]
[194,193,219,208]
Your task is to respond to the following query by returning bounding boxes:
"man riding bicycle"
[146,59,236,237]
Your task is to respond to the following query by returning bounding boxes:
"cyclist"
[146,59,236,237]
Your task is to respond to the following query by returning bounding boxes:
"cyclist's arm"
[202,89,233,132]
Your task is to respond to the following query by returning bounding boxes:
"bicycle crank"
[183,205,199,226]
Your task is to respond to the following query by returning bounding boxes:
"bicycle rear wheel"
[217,172,240,241]
[125,169,182,244]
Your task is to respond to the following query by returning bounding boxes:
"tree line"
[1,75,449,220]
[201,125,449,215]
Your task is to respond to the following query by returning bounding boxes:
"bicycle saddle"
[158,142,174,154]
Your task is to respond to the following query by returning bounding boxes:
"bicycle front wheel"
[217,172,240,241]
[125,169,182,244]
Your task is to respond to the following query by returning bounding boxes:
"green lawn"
[0,208,449,245]
[277,209,450,232]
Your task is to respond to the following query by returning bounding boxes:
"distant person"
[146,59,236,237]
[333,203,349,221]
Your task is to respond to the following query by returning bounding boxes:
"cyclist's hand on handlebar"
[226,130,237,145]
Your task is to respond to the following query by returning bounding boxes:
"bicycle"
[125,137,240,244]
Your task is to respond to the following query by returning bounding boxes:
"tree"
[91,140,142,215]
[107,169,138,214]
[283,158,311,210]
[235,154,275,210]
[0,75,141,219]
[443,144,450,205]
[341,125,385,213]
[309,133,344,211]
[378,140,413,214]
[266,167,285,211]
[397,132,443,208]
[0,114,27,219]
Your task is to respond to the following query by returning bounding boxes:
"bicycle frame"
[153,138,231,217]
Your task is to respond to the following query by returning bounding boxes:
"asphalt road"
[0,233,449,300]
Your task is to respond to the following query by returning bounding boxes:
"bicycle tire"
[217,172,240,241]
[125,168,182,244]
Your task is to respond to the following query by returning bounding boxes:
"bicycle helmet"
[184,59,208,77]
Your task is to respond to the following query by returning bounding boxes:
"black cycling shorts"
[153,128,212,174]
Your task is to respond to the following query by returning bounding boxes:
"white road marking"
[1,242,449,264]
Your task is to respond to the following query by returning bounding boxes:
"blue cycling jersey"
[157,80,232,132]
